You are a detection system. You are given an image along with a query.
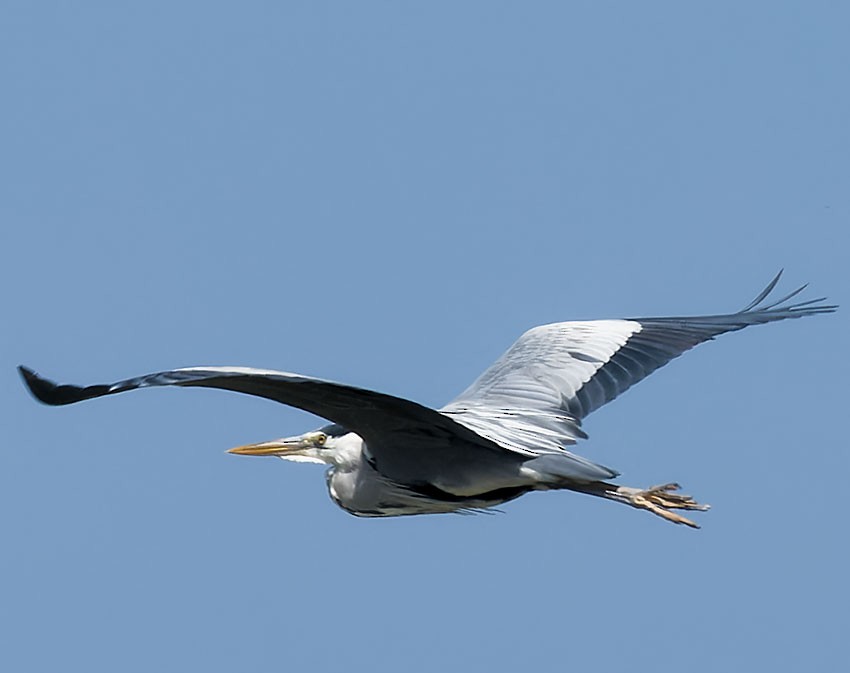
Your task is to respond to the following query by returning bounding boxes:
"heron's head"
[227,424,354,466]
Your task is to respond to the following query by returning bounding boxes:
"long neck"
[327,432,367,472]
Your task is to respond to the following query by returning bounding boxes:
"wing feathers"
[19,364,617,486]
[19,273,835,478]
[444,274,836,451]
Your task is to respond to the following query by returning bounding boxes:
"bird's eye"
[314,433,327,446]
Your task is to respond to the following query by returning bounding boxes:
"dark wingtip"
[19,366,62,405]
[18,366,100,406]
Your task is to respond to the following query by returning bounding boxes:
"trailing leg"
[567,480,710,528]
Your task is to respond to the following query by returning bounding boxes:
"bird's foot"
[618,483,710,529]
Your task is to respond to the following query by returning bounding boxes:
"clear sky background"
[2,3,848,672]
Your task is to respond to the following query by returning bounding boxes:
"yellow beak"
[227,439,304,457]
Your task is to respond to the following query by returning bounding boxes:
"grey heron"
[19,271,835,528]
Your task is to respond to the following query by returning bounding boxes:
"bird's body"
[320,432,525,516]
[20,272,836,528]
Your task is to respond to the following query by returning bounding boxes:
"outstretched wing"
[441,272,836,453]
[18,365,615,486]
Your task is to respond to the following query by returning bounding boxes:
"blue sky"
[2,2,848,671]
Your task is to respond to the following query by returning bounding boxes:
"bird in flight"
[19,271,835,528]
